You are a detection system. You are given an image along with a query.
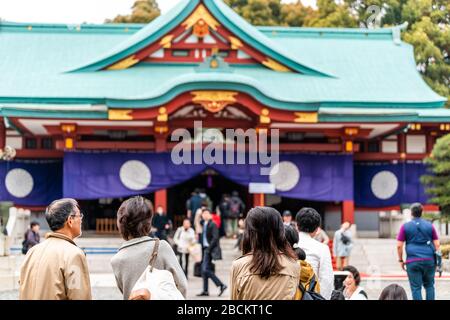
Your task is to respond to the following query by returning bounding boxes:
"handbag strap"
[414,222,435,252]
[149,238,160,272]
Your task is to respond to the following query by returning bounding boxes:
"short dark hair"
[343,265,361,286]
[117,196,154,240]
[295,207,321,233]
[30,221,40,228]
[379,284,408,300]
[411,203,423,218]
[45,199,79,232]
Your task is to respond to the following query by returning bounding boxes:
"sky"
[0,0,316,24]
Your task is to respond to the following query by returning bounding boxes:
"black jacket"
[200,220,222,260]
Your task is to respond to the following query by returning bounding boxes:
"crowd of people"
[18,195,441,301]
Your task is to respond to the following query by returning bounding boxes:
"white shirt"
[345,286,368,300]
[173,227,196,254]
[297,231,334,300]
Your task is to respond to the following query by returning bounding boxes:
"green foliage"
[107,0,160,24]
[421,134,450,216]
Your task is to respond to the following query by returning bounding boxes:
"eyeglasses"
[70,213,84,219]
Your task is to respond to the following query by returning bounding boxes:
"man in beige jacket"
[19,198,92,300]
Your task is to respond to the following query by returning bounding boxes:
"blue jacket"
[403,218,435,261]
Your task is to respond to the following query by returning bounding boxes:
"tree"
[421,134,450,213]
[421,134,450,233]
[107,0,161,24]
[225,0,283,26]
[303,0,358,27]
[280,1,315,27]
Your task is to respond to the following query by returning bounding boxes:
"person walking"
[19,199,92,300]
[173,218,196,278]
[22,221,40,255]
[231,207,299,300]
[295,207,334,300]
[217,194,232,238]
[187,189,202,226]
[342,265,368,300]
[228,191,245,238]
[111,196,187,300]
[397,202,440,300]
[379,284,408,300]
[151,205,172,241]
[197,208,227,297]
[333,222,353,270]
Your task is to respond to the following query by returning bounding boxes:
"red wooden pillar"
[253,193,265,207]
[155,189,167,212]
[154,133,168,211]
[342,200,355,224]
[0,117,5,150]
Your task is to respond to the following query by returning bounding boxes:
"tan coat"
[19,232,92,300]
[231,254,300,300]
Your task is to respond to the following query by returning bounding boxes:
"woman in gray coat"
[111,196,188,300]
[333,222,353,270]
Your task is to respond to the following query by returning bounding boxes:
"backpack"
[130,239,184,300]
[229,198,241,218]
[21,230,30,255]
[295,260,325,300]
[341,232,351,245]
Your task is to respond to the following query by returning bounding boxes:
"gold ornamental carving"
[108,109,133,120]
[191,91,238,113]
[262,58,290,72]
[182,4,220,31]
[294,112,318,123]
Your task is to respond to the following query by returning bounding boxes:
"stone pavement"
[1,236,449,300]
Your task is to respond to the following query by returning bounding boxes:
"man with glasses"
[19,198,92,300]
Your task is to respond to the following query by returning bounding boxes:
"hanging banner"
[63,151,353,202]
[0,160,63,206]
[354,162,428,207]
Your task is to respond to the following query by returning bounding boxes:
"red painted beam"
[57,141,155,150]
[15,149,64,158]
[354,153,427,161]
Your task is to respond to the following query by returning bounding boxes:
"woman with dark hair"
[230,207,300,300]
[342,265,368,300]
[111,196,187,300]
[379,284,408,300]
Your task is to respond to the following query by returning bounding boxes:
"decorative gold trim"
[260,109,271,124]
[262,58,291,72]
[294,112,318,123]
[160,35,174,49]
[182,4,220,31]
[157,107,168,122]
[108,109,133,120]
[107,55,139,70]
[229,36,243,50]
[191,91,238,113]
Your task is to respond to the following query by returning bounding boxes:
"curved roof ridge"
[66,0,333,77]
[66,0,196,72]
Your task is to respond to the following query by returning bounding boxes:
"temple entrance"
[78,194,155,231]
[167,169,250,228]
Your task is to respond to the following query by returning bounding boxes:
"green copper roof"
[0,0,446,117]
[68,0,330,76]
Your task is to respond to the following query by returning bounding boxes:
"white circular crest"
[119,160,151,191]
[5,168,34,198]
[371,170,398,200]
[269,161,300,192]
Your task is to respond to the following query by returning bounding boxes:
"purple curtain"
[63,151,353,202]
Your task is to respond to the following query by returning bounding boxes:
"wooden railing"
[96,218,119,234]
